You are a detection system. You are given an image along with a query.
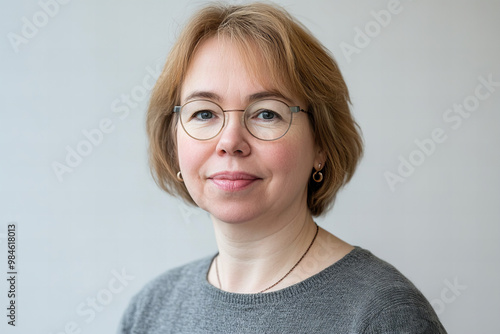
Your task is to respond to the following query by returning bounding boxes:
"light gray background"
[1,0,499,333]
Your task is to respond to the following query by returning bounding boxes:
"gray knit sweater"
[119,247,447,333]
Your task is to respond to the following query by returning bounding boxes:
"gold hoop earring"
[313,163,323,183]
[176,171,183,182]
[312,170,323,183]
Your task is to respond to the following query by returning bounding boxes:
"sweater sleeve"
[361,288,447,334]
[116,295,136,334]
[364,305,447,334]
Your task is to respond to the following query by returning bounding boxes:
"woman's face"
[177,37,323,224]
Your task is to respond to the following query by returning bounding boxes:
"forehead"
[180,36,293,104]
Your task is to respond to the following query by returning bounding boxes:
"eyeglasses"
[173,99,308,141]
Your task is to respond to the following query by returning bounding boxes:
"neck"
[210,207,318,293]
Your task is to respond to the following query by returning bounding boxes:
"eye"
[192,110,215,120]
[255,109,282,120]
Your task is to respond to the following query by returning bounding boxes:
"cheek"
[176,134,209,204]
[177,133,207,173]
[265,137,314,178]
[270,144,299,172]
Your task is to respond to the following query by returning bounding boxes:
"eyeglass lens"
[178,99,293,140]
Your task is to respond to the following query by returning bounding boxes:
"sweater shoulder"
[119,255,213,331]
[337,248,446,332]
[340,248,427,303]
[137,255,213,303]
[141,255,212,294]
[342,247,422,290]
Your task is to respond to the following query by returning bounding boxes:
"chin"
[203,202,267,225]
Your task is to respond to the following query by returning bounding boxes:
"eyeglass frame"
[172,98,310,141]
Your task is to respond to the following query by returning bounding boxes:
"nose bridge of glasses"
[223,109,245,113]
[221,109,246,131]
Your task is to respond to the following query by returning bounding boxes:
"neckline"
[201,246,366,304]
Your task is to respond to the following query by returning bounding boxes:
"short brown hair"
[147,2,363,216]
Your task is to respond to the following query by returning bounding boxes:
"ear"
[314,149,326,170]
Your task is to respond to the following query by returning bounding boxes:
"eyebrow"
[184,91,221,103]
[248,91,294,105]
[183,90,294,105]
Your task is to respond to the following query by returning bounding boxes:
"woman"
[120,2,447,333]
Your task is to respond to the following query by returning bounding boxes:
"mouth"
[208,172,261,192]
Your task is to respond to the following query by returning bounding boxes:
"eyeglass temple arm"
[290,106,309,114]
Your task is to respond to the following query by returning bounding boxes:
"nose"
[215,111,251,156]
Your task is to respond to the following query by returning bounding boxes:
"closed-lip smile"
[208,171,261,192]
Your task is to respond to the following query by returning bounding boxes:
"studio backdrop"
[1,0,499,333]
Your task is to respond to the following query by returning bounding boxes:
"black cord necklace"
[214,223,319,293]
